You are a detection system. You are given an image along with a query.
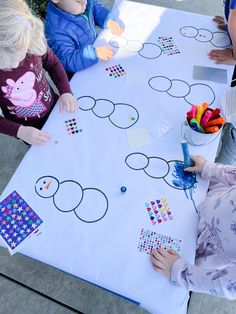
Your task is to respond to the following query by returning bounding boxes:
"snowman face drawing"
[35,175,109,223]
[35,176,59,198]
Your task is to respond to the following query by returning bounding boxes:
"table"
[0,1,234,313]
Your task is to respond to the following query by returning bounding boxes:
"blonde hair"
[0,0,47,70]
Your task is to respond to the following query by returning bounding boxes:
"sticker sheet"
[0,191,43,254]
[137,228,181,255]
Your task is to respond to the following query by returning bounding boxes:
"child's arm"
[47,34,99,73]
[171,257,236,299]
[92,0,123,35]
[0,116,21,138]
[201,161,236,186]
[208,8,236,64]
[92,0,111,28]
[184,155,236,186]
[152,247,236,299]
[228,8,236,61]
[0,117,49,145]
[42,47,78,112]
[42,47,72,96]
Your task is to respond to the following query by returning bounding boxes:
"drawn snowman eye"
[20,81,24,85]
[40,187,43,190]
[43,181,46,184]
[16,87,20,91]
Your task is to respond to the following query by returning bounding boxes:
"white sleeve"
[171,258,236,300]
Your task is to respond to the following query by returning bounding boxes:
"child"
[0,0,78,146]
[208,1,236,166]
[151,155,236,299]
[208,0,236,64]
[45,0,123,75]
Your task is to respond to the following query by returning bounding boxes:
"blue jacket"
[225,0,236,21]
[45,0,111,73]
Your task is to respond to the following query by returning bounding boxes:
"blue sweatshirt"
[45,0,111,73]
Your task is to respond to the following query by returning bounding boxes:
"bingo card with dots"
[137,228,181,255]
[157,36,180,56]
[105,64,126,78]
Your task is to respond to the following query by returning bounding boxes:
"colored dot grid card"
[137,228,181,255]
[105,64,126,78]
[64,118,82,135]
[0,191,43,255]
[157,36,180,56]
[145,197,173,225]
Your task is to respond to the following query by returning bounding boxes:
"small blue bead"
[120,186,127,192]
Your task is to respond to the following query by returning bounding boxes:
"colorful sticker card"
[65,118,82,135]
[137,228,181,255]
[0,191,43,254]
[106,64,126,78]
[157,36,180,56]
[145,197,173,225]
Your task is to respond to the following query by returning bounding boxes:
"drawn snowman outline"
[109,35,178,59]
[35,176,108,223]
[180,26,231,48]
[77,96,139,129]
[125,152,198,213]
[148,75,216,106]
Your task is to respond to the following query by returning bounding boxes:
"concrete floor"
[1,0,236,313]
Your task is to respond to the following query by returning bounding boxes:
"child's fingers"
[157,246,169,257]
[37,132,50,143]
[60,102,65,112]
[104,49,113,60]
[152,248,168,266]
[213,16,224,22]
[39,131,50,139]
[183,166,195,172]
[112,25,123,36]
[152,256,165,270]
[68,98,78,113]
[153,265,165,275]
[34,135,49,145]
[168,249,178,256]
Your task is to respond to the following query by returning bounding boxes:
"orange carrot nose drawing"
[45,181,52,190]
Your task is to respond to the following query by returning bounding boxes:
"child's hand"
[107,19,123,36]
[17,125,50,145]
[208,48,236,65]
[59,93,78,113]
[184,155,206,173]
[96,46,114,61]
[213,15,226,30]
[151,247,180,279]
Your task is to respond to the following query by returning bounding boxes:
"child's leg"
[215,123,236,166]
